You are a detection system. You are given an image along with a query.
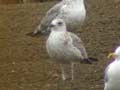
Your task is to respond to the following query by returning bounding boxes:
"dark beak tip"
[50,24,54,28]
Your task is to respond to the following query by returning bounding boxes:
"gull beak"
[107,53,117,59]
[49,24,55,28]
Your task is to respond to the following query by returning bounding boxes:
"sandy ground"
[0,0,120,90]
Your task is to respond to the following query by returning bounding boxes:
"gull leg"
[60,64,66,80]
[71,62,74,80]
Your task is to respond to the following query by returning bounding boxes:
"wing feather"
[37,2,63,31]
[69,32,88,59]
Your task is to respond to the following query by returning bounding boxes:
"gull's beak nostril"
[50,24,55,28]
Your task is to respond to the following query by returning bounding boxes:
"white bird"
[46,19,97,80]
[104,46,120,90]
[33,0,86,35]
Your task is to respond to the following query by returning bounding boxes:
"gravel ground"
[0,0,120,90]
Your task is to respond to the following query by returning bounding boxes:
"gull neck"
[51,26,67,33]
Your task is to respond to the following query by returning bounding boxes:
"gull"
[33,0,86,35]
[46,19,97,80]
[104,46,120,90]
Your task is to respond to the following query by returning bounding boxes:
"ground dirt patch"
[0,0,120,90]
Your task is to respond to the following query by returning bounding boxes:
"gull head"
[108,46,120,60]
[50,19,66,32]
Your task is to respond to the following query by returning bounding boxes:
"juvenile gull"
[46,19,97,80]
[33,0,86,35]
[104,46,120,90]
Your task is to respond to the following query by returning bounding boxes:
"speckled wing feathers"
[69,32,88,59]
[37,2,63,31]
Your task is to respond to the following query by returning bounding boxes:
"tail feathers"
[26,29,50,37]
[81,57,98,64]
[33,29,41,35]
[26,31,42,37]
[88,57,98,62]
[32,29,50,36]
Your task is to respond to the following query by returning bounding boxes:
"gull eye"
[58,21,63,26]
